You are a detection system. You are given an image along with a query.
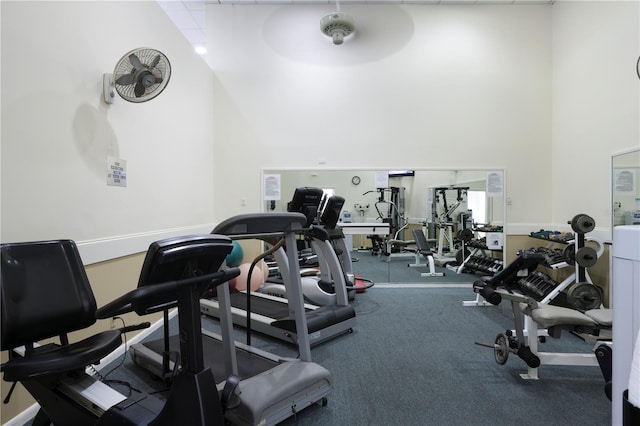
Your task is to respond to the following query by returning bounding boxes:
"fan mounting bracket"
[103,73,116,104]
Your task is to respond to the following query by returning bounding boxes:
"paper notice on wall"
[486,232,504,250]
[486,171,503,197]
[375,171,389,189]
[264,174,281,200]
[614,168,636,194]
[107,157,127,187]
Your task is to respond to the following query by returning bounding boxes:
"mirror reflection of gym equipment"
[363,186,412,259]
[261,169,506,286]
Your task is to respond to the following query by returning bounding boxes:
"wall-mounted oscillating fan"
[103,48,171,104]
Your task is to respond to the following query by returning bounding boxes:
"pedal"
[58,373,126,417]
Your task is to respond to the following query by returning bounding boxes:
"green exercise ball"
[226,241,243,267]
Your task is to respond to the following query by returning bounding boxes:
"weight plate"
[563,243,576,266]
[566,282,603,311]
[456,247,471,264]
[458,228,474,242]
[494,333,509,365]
[575,246,598,268]
[571,214,595,234]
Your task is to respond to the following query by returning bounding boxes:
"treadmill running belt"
[227,292,310,318]
[143,335,276,382]
[226,292,356,335]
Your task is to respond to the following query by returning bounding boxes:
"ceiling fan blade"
[129,53,144,71]
[150,55,161,68]
[134,83,146,97]
[115,74,135,86]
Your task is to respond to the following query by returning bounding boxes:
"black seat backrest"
[1,240,97,351]
[412,229,432,255]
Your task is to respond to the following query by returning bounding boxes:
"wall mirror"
[262,169,506,284]
[612,148,640,233]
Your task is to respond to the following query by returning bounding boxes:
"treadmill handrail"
[96,268,240,318]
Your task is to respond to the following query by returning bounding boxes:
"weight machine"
[363,187,413,258]
[473,214,611,380]
[427,186,471,267]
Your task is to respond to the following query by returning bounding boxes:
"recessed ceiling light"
[195,45,207,55]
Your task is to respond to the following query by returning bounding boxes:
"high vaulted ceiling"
[158,0,554,53]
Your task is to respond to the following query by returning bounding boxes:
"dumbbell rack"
[459,240,504,275]
[463,216,603,310]
[517,269,559,301]
[456,225,504,275]
[526,230,604,309]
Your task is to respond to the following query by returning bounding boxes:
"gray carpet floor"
[22,249,611,425]
[350,248,483,286]
[102,286,610,426]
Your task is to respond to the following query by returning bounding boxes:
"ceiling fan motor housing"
[320,12,355,45]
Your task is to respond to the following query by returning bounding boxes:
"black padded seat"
[412,229,433,255]
[1,331,122,382]
[1,240,123,383]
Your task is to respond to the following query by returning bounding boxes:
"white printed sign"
[107,157,127,187]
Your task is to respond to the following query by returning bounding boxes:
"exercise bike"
[1,235,241,426]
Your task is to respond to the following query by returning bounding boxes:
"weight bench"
[521,300,612,339]
[380,224,416,262]
[476,287,612,381]
[409,229,444,277]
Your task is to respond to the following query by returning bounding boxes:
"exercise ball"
[226,241,243,267]
[233,263,265,292]
[259,260,270,282]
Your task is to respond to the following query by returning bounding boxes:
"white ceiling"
[157,0,554,53]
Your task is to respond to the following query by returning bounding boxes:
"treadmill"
[130,222,332,426]
[199,208,357,350]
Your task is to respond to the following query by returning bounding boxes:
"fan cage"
[114,48,171,103]
[323,21,355,34]
[321,13,355,38]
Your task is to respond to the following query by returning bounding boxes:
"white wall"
[208,4,553,231]
[551,0,640,238]
[208,2,640,240]
[1,1,217,258]
[1,1,637,258]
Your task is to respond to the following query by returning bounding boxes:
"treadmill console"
[287,187,324,227]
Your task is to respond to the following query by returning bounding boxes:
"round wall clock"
[351,175,361,185]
